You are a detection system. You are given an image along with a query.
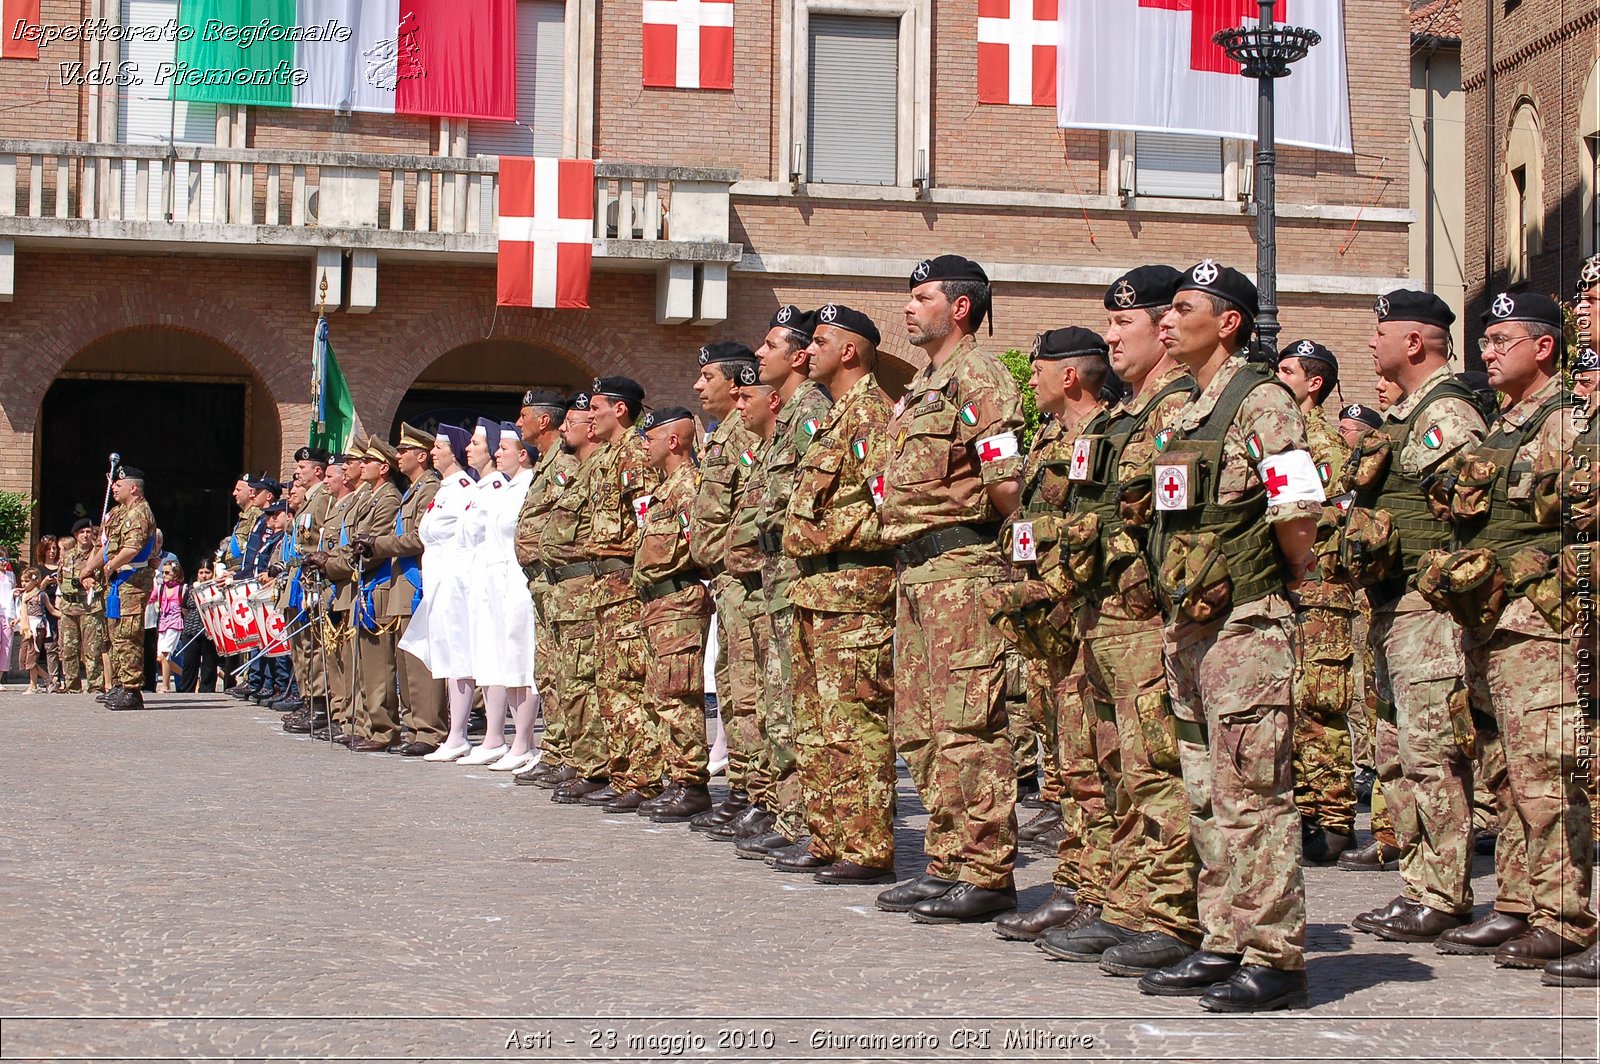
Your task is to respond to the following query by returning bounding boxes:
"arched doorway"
[390,339,587,437]
[37,327,281,572]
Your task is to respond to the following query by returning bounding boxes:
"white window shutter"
[1134,132,1223,200]
[118,0,217,220]
[469,0,566,159]
[807,17,898,186]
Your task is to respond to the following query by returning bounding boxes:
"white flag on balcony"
[1057,0,1351,154]
[497,158,595,309]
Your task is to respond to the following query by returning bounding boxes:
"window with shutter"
[118,0,217,220]
[807,17,898,186]
[468,0,566,159]
[1134,132,1223,200]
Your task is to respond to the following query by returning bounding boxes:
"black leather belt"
[707,561,727,579]
[521,563,546,583]
[723,571,763,593]
[758,529,784,555]
[59,591,87,606]
[546,561,594,584]
[593,558,633,576]
[637,574,702,603]
[796,550,896,577]
[894,524,1000,568]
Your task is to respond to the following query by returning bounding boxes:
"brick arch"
[5,282,291,433]
[366,305,654,432]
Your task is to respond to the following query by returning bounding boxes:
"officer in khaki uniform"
[768,304,897,883]
[58,519,107,693]
[576,378,662,811]
[92,465,157,711]
[283,454,355,735]
[1139,261,1322,1012]
[1273,339,1359,864]
[280,446,334,716]
[305,445,374,743]
[1345,292,1487,943]
[985,327,1111,943]
[1421,291,1594,968]
[511,391,580,785]
[874,255,1025,925]
[737,308,834,860]
[687,341,764,831]
[632,407,716,822]
[358,423,446,756]
[335,438,406,751]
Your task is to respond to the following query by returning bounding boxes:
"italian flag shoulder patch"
[959,402,980,426]
[1153,428,1175,453]
[738,449,757,467]
[850,438,868,462]
[1421,425,1444,449]
[1244,432,1264,461]
[802,418,821,437]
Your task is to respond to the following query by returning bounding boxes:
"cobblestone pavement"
[0,691,1596,1063]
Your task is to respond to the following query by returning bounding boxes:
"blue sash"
[354,509,392,633]
[393,505,423,613]
[228,530,244,561]
[284,527,305,614]
[104,535,155,621]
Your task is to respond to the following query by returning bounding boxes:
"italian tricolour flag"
[171,0,515,121]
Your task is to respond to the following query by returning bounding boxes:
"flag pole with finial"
[313,271,329,447]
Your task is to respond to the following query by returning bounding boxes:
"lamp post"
[1214,2,1321,360]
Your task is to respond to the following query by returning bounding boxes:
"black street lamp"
[1214,2,1321,360]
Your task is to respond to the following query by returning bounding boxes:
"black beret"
[1031,326,1108,361]
[1338,403,1383,428]
[1177,259,1258,318]
[1284,339,1338,379]
[294,446,330,464]
[736,362,760,387]
[592,376,646,405]
[814,303,881,346]
[1580,255,1600,293]
[1375,289,1456,329]
[71,518,93,535]
[1105,265,1183,310]
[114,465,145,481]
[909,255,989,288]
[699,341,756,367]
[1481,290,1564,329]
[521,389,565,409]
[1576,348,1600,374]
[770,305,804,330]
[566,393,591,411]
[642,406,695,431]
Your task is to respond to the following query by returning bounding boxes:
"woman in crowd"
[403,423,483,763]
[33,537,62,690]
[179,560,219,693]
[463,420,541,773]
[153,558,187,693]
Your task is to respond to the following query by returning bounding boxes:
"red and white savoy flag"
[643,0,734,90]
[1057,0,1351,153]
[497,157,595,310]
[978,0,1058,107]
[2,0,41,59]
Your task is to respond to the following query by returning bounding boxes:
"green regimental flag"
[310,316,355,455]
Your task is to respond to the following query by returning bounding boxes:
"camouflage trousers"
[1026,662,1063,804]
[595,580,655,793]
[1083,620,1202,943]
[793,605,896,869]
[552,616,606,778]
[1292,602,1357,835]
[711,574,766,799]
[892,573,1017,891]
[1466,604,1597,943]
[1372,594,1474,916]
[1349,606,1376,769]
[58,610,106,690]
[763,605,808,840]
[1166,601,1306,971]
[1005,649,1050,798]
[1046,649,1119,900]
[109,583,151,690]
[641,588,712,787]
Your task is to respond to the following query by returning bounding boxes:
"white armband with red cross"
[1258,449,1325,507]
[975,431,1019,466]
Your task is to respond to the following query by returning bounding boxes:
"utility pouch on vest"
[1416,547,1507,633]
[982,581,1058,661]
[1157,530,1234,624]
[1559,544,1600,626]
[1118,477,1154,528]
[1102,527,1159,619]
[1034,539,1075,604]
[1439,455,1499,522]
[1447,682,1477,760]
[1062,511,1102,588]
[1508,546,1574,634]
[1527,455,1564,528]
[1339,506,1400,587]
[1349,431,1393,490]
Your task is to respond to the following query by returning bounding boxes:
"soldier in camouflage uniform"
[575,378,663,812]
[687,342,764,831]
[736,308,835,860]
[705,370,780,844]
[57,520,106,693]
[874,255,1024,925]
[283,454,355,735]
[986,327,1111,945]
[92,465,157,711]
[537,398,614,805]
[628,407,716,822]
[1421,292,1595,967]
[508,392,579,783]
[1136,262,1321,1012]
[766,304,898,883]
[278,447,334,716]
[1032,269,1202,977]
[1274,339,1359,863]
[305,447,372,743]
[1344,291,1486,944]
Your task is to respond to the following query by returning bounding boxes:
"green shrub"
[998,348,1040,452]
[0,490,34,557]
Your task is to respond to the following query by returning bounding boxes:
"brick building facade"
[0,0,1415,558]
[1461,0,1599,327]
